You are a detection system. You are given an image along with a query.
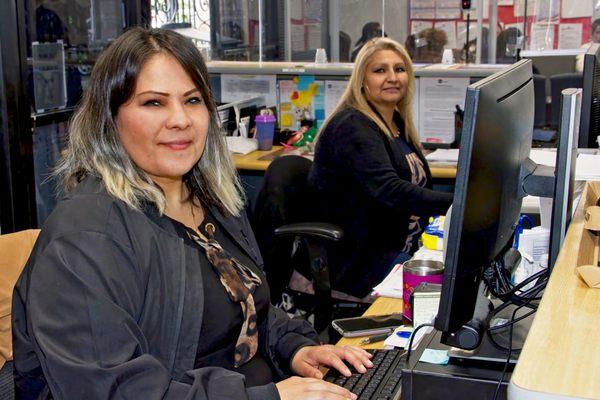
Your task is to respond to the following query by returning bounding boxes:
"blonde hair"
[319,37,419,146]
[55,27,244,216]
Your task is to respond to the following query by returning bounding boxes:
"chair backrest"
[252,155,315,301]
[0,229,40,370]
[533,74,547,128]
[550,72,583,128]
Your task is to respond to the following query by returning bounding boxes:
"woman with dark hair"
[350,22,383,62]
[309,38,453,298]
[12,27,371,400]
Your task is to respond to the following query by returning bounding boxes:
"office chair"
[0,229,40,400]
[253,155,367,332]
[550,72,583,129]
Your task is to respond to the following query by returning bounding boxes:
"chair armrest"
[274,223,344,242]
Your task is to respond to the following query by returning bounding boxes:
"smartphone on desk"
[331,313,404,337]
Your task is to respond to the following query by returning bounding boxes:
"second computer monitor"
[435,60,534,344]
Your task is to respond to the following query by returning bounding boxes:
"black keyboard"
[324,348,406,400]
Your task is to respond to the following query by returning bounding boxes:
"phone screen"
[333,314,404,333]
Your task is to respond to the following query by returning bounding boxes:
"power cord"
[490,284,544,400]
[405,323,435,363]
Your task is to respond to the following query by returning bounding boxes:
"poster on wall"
[558,24,583,49]
[514,0,536,17]
[278,77,325,131]
[561,0,592,19]
[529,23,555,51]
[534,0,559,23]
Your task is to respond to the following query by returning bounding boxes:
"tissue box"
[411,282,442,328]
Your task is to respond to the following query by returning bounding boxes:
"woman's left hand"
[290,344,374,379]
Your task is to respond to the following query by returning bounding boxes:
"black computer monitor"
[435,60,535,349]
[434,60,579,352]
[580,43,600,148]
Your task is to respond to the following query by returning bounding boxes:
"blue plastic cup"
[255,114,276,151]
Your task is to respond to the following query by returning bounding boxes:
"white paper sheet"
[411,20,433,35]
[324,80,347,118]
[425,149,459,163]
[535,0,559,23]
[514,0,536,17]
[558,24,583,50]
[529,23,555,51]
[372,264,403,299]
[411,7,436,19]
[306,23,322,49]
[291,24,306,52]
[561,0,592,19]
[412,0,436,7]
[220,74,277,106]
[498,0,513,5]
[290,0,303,20]
[436,6,461,19]
[435,21,457,49]
[418,77,469,144]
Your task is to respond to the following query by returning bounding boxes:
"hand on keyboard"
[324,349,407,400]
[291,344,374,379]
[276,376,358,400]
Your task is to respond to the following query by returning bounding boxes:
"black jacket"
[308,108,453,297]
[12,176,318,399]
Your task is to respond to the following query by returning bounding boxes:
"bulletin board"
[408,0,595,52]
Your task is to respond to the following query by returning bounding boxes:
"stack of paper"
[425,149,459,163]
[371,264,403,299]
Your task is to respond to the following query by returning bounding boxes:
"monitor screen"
[435,60,534,346]
[580,43,600,148]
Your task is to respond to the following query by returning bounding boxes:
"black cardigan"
[12,176,318,400]
[308,107,453,297]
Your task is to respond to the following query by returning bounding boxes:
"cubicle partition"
[208,61,504,147]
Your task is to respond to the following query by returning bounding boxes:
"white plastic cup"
[315,48,327,64]
[442,48,454,65]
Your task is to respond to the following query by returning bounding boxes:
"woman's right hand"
[275,376,357,400]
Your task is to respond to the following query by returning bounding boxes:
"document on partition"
[220,74,277,107]
[558,24,583,50]
[561,0,592,19]
[419,77,468,144]
[324,80,347,118]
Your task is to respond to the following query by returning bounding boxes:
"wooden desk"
[336,297,404,350]
[232,147,457,179]
[509,182,600,399]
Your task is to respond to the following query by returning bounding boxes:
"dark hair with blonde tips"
[55,27,244,215]
[317,37,419,146]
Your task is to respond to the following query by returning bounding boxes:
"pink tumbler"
[255,114,276,151]
[402,260,444,321]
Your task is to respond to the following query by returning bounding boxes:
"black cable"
[490,284,544,400]
[405,323,434,363]
[491,304,517,400]
[488,308,537,332]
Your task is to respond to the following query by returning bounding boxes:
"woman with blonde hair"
[13,27,372,400]
[309,37,453,298]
